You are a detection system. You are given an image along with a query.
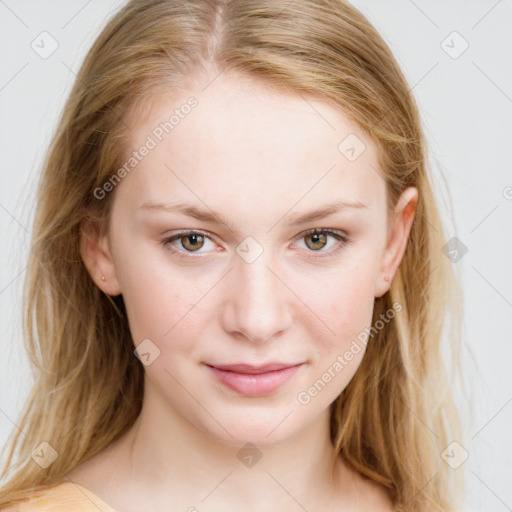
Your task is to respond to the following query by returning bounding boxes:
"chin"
[196,411,301,449]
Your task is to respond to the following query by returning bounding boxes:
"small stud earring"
[101,275,106,281]
[384,276,390,282]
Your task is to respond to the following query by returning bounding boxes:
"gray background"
[1,1,511,510]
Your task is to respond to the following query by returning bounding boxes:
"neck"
[108,376,344,510]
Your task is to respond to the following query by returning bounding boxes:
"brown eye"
[179,233,205,252]
[294,228,349,259]
[161,231,213,255]
[304,232,328,251]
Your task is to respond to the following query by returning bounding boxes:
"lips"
[206,362,303,396]
[210,362,300,374]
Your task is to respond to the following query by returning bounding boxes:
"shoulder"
[12,481,117,512]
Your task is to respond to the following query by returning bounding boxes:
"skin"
[73,70,417,511]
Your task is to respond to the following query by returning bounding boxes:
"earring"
[384,276,390,282]
[101,275,106,281]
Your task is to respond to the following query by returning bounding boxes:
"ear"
[79,220,122,296]
[374,186,418,298]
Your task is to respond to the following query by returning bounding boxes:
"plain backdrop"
[0,1,511,510]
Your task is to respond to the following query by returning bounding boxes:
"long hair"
[0,1,466,510]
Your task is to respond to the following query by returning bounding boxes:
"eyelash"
[160,228,349,260]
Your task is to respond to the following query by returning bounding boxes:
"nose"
[220,251,294,343]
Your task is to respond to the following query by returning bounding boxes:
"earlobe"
[79,220,122,296]
[374,187,418,298]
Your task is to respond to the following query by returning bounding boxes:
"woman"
[0,1,464,510]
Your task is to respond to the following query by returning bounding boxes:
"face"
[83,72,417,447]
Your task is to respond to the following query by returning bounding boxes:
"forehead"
[121,73,385,214]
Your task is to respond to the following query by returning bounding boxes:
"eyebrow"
[139,199,368,229]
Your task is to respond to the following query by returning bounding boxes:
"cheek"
[114,245,206,351]
[297,265,377,400]
[294,271,376,410]
[315,264,377,342]
[128,285,203,348]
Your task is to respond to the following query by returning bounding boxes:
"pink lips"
[206,362,303,396]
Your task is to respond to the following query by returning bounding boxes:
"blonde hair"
[1,1,466,510]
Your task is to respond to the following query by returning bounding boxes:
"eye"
[161,230,216,255]
[161,228,349,259]
[293,228,349,258]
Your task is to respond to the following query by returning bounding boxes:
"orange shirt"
[12,482,117,511]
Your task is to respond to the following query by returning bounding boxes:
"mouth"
[205,362,304,396]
